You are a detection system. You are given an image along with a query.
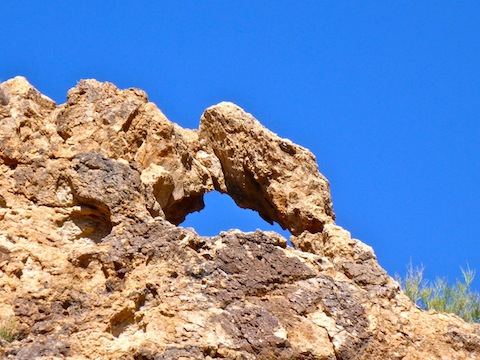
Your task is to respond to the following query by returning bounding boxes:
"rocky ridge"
[0,76,479,359]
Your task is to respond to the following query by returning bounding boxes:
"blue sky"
[2,2,479,289]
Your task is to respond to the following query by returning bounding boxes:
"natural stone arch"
[198,102,335,236]
[181,190,291,239]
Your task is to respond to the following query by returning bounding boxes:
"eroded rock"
[200,102,335,236]
[1,77,479,359]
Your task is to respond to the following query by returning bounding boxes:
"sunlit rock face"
[1,77,479,359]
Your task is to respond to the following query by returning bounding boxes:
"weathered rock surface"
[199,103,334,236]
[0,77,479,359]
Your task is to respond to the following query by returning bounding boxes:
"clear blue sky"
[2,2,479,289]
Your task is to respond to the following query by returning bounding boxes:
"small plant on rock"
[0,316,17,342]
[396,262,480,323]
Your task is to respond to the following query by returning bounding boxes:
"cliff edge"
[0,77,479,359]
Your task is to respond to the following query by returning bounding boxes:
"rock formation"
[0,76,479,359]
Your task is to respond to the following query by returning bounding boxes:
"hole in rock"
[108,308,136,338]
[61,206,113,244]
[0,194,6,208]
[181,192,291,243]
[72,214,112,243]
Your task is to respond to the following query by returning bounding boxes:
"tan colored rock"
[49,79,216,224]
[1,77,479,359]
[0,76,57,165]
[199,102,335,236]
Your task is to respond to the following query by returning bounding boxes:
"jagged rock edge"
[0,77,479,359]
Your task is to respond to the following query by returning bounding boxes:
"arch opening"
[180,191,292,243]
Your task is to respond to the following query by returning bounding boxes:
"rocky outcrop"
[199,103,334,235]
[0,77,479,359]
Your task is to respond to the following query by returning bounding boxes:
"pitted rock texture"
[1,76,479,359]
[200,103,334,236]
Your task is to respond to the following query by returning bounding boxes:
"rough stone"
[1,76,479,359]
[199,102,335,236]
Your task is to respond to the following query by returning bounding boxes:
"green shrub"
[0,316,17,342]
[396,262,480,323]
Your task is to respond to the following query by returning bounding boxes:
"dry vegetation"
[397,263,480,323]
